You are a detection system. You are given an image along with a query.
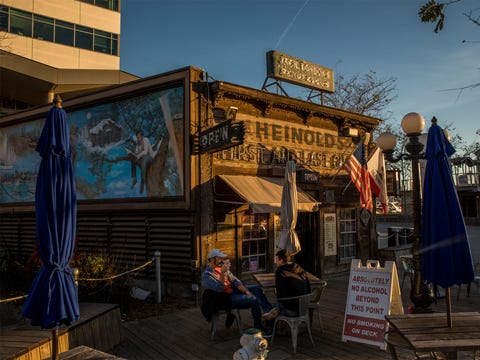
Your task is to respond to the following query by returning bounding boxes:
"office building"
[0,0,137,114]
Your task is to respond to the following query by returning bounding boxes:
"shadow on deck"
[111,273,480,360]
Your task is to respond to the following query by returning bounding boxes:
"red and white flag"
[367,147,388,214]
[344,141,373,212]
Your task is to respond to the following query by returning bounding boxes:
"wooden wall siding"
[19,216,36,261]
[109,214,151,273]
[0,211,194,284]
[76,214,110,253]
[0,213,36,263]
[148,213,194,281]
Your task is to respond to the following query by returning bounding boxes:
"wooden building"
[0,66,381,295]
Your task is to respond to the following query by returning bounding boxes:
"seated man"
[201,249,277,333]
[274,249,311,317]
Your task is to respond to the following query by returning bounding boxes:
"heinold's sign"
[266,50,334,93]
[199,120,245,153]
[214,116,355,173]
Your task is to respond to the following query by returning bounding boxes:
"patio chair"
[401,257,414,290]
[200,288,242,340]
[271,293,314,353]
[210,308,242,340]
[308,280,327,330]
[457,262,480,299]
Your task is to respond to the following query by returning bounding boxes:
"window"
[94,29,111,54]
[0,6,8,32]
[33,14,54,41]
[111,34,118,56]
[55,20,74,46]
[10,9,32,37]
[75,25,93,50]
[79,0,119,12]
[242,213,268,273]
[339,208,357,261]
[96,0,119,11]
[1,5,119,56]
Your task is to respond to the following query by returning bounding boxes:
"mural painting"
[0,85,185,204]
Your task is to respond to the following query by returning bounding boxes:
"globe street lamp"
[377,112,434,312]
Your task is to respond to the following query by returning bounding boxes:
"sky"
[120,0,479,152]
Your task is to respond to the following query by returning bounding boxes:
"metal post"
[406,135,434,312]
[378,114,434,312]
[155,251,161,303]
[52,329,59,360]
[73,267,79,287]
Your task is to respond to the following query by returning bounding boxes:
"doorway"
[293,212,320,275]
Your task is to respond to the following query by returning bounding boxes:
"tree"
[319,69,398,143]
[322,70,397,120]
[418,0,480,155]
[419,0,479,33]
[418,0,480,95]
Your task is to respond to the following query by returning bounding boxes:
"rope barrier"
[0,257,155,303]
[0,294,28,304]
[77,257,154,282]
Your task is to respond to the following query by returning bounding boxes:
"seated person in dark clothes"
[274,249,311,317]
[200,288,232,323]
[201,249,277,332]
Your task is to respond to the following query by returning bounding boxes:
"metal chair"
[200,288,242,340]
[308,280,327,330]
[400,257,414,290]
[473,263,480,294]
[210,308,242,340]
[457,262,480,299]
[271,293,314,353]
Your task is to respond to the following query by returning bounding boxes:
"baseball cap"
[207,249,227,259]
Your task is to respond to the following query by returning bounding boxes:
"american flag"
[344,141,373,212]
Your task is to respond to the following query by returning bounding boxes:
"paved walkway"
[111,272,480,360]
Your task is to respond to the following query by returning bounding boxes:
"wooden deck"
[0,303,122,360]
[59,345,126,360]
[111,273,480,360]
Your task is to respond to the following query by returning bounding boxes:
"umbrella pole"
[446,288,452,328]
[52,329,59,360]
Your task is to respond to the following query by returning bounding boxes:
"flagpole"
[329,136,366,187]
[341,180,352,195]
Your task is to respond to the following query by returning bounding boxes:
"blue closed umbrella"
[22,97,79,358]
[421,118,474,326]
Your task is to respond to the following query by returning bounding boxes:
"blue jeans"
[230,285,273,330]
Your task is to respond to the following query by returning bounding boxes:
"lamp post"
[377,112,434,312]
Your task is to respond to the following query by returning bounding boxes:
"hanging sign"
[199,120,245,153]
[342,259,403,350]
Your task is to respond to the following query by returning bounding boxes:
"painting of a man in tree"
[0,85,185,204]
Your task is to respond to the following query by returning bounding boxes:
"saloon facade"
[0,63,380,294]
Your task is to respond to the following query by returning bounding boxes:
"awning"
[218,175,319,213]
